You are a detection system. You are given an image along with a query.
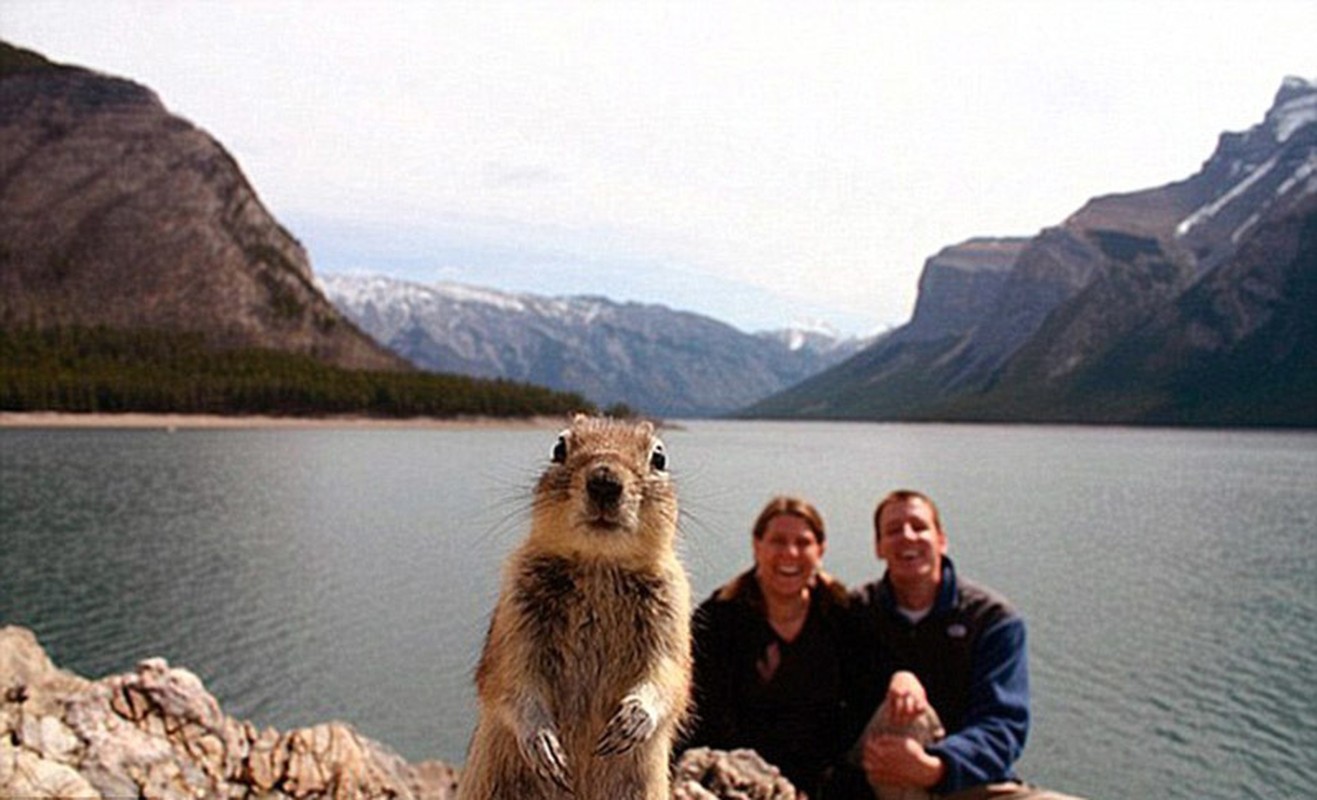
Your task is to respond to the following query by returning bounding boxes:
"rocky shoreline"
[1,626,798,799]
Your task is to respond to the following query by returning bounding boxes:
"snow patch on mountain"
[1275,152,1317,199]
[1175,78,1317,242]
[1271,79,1317,143]
[1176,155,1280,238]
[319,272,530,314]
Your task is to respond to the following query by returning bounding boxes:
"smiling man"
[846,490,1083,800]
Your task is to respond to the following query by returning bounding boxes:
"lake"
[2,420,1315,799]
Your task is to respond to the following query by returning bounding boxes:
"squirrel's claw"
[524,727,573,793]
[595,694,657,756]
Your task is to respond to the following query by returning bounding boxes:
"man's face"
[876,497,947,584]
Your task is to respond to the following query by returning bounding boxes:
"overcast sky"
[6,1,1315,335]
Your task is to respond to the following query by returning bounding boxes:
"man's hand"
[884,671,929,728]
[862,734,945,789]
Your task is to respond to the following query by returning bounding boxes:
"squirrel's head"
[530,413,677,561]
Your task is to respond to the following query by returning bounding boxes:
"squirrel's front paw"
[521,727,573,792]
[595,694,657,756]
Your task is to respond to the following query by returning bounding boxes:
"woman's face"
[753,513,825,601]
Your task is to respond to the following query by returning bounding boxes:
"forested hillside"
[0,327,591,418]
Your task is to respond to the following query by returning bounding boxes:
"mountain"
[746,77,1317,427]
[892,237,1028,344]
[320,274,872,417]
[0,42,594,419]
[0,41,402,372]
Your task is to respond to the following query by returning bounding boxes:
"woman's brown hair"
[752,495,826,544]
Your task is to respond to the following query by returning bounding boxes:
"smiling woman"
[681,495,866,799]
[751,498,829,640]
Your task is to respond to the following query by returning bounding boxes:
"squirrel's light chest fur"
[457,415,692,800]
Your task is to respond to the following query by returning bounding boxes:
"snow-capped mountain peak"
[1173,77,1317,250]
[319,273,871,417]
[1269,76,1317,144]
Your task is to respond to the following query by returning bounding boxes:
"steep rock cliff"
[894,237,1026,344]
[0,42,403,372]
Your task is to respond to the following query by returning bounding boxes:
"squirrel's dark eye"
[551,433,569,464]
[649,441,668,472]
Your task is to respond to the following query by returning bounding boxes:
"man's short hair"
[873,489,944,544]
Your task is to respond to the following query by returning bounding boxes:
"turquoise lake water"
[2,420,1315,798]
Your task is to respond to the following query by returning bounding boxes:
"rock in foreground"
[673,748,800,799]
[0,627,797,799]
[0,625,455,799]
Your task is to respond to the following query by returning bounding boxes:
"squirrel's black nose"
[586,467,623,508]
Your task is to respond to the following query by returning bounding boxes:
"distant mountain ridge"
[746,77,1317,426]
[321,273,873,417]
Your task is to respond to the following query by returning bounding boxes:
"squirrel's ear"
[648,439,668,473]
[636,420,655,437]
[551,431,570,464]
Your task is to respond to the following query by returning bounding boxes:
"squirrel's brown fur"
[456,414,692,800]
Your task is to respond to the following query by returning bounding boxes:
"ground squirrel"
[457,414,692,800]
